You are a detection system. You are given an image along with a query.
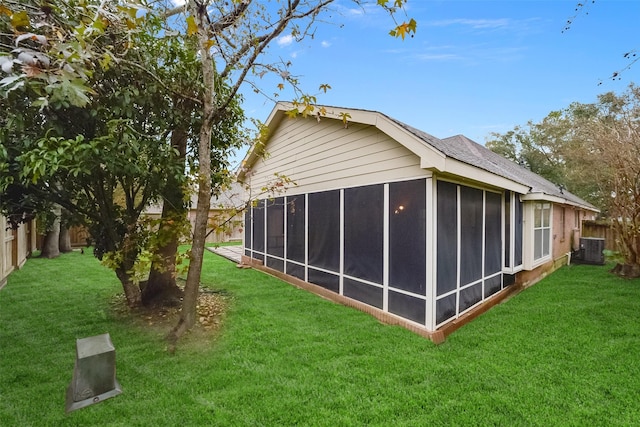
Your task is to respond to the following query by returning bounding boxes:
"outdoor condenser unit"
[65,333,122,413]
[579,237,605,265]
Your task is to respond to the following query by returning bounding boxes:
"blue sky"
[236,0,639,161]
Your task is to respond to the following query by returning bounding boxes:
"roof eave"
[520,192,600,212]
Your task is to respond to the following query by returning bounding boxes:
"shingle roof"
[388,118,597,211]
[242,102,597,211]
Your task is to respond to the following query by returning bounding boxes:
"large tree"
[574,86,640,277]
[1,2,194,306]
[488,84,640,277]
[1,0,415,339]
[166,0,415,344]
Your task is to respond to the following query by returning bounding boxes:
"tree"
[166,0,416,345]
[574,86,640,277]
[1,0,415,340]
[488,84,640,277]
[486,105,604,210]
[1,1,249,308]
[1,3,187,306]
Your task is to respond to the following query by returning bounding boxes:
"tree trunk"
[40,205,61,259]
[610,263,640,278]
[168,1,215,348]
[59,226,73,253]
[116,228,143,307]
[143,127,188,307]
[116,266,143,307]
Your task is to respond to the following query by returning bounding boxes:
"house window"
[533,202,551,260]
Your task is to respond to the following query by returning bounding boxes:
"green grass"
[2,251,640,426]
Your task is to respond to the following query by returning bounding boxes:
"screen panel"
[252,199,265,253]
[244,207,252,251]
[436,294,457,325]
[266,256,284,272]
[388,291,426,324]
[308,191,340,272]
[504,191,510,268]
[286,195,306,263]
[286,262,305,281]
[484,274,502,298]
[344,185,384,284]
[308,268,340,293]
[515,196,524,266]
[266,197,284,257]
[343,278,383,309]
[437,181,458,296]
[484,191,502,275]
[389,179,426,295]
[460,186,483,286]
[460,283,483,312]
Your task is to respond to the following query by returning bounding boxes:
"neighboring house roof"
[145,182,246,214]
[240,102,597,212]
[191,181,246,210]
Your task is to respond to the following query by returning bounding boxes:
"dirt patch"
[109,288,230,347]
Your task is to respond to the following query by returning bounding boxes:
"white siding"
[247,116,428,195]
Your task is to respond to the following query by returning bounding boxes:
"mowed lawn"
[1,249,640,426]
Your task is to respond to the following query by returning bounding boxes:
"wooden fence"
[581,220,618,252]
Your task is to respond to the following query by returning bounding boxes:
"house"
[237,103,598,342]
[145,182,245,244]
[0,215,36,289]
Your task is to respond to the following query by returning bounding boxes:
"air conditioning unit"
[578,237,605,265]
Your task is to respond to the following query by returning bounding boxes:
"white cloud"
[170,0,186,6]
[429,18,512,30]
[321,40,331,48]
[277,34,294,47]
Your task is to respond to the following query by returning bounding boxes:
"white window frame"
[523,201,553,270]
[503,191,524,274]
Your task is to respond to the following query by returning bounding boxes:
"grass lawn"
[1,250,640,426]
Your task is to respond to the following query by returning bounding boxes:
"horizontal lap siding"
[249,117,426,194]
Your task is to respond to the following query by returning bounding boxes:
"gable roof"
[239,102,597,212]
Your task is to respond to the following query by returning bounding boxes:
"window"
[533,202,551,260]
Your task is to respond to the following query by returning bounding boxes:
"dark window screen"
[484,275,502,298]
[308,268,340,293]
[504,273,516,287]
[343,278,383,309]
[344,185,384,284]
[388,291,426,325]
[286,195,305,263]
[266,197,284,257]
[266,256,284,272]
[308,191,340,272]
[460,186,483,286]
[252,200,265,252]
[286,262,305,281]
[437,181,458,296]
[484,191,502,275]
[244,207,252,250]
[389,179,426,295]
[436,294,457,325]
[514,196,524,266]
[460,283,482,312]
[504,191,511,268]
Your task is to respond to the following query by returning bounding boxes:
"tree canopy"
[487,84,640,276]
